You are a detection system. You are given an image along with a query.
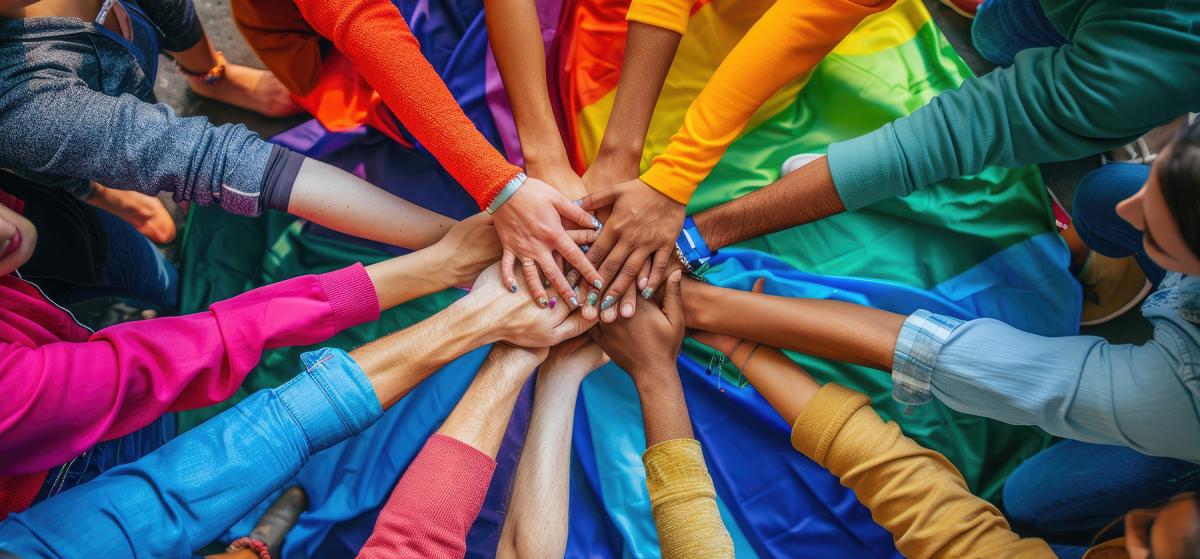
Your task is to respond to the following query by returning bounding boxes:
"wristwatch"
[675,216,715,276]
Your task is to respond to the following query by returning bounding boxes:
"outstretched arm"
[496,340,607,559]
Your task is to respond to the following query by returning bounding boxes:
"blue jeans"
[1071,163,1166,285]
[1003,440,1200,550]
[67,206,179,310]
[972,0,1068,66]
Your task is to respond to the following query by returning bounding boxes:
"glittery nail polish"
[586,292,598,306]
[569,296,579,307]
[593,279,603,289]
[581,245,589,254]
[641,287,654,299]
[592,217,601,230]
[510,283,518,293]
[538,297,548,308]
[548,297,557,309]
[600,295,615,310]
[574,199,583,206]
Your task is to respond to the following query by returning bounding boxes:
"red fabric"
[289,50,412,148]
[356,434,497,559]
[0,470,46,520]
[0,264,380,476]
[293,0,521,209]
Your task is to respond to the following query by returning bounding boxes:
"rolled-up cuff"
[642,438,716,503]
[790,383,869,465]
[317,263,381,332]
[277,348,382,454]
[626,0,693,35]
[827,124,911,211]
[892,310,963,408]
[261,146,307,212]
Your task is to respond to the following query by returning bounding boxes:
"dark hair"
[1159,118,1200,259]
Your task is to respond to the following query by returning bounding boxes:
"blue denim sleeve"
[0,75,274,216]
[0,348,382,558]
[894,310,1200,463]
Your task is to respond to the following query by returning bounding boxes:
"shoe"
[1078,252,1152,326]
[780,153,823,176]
[939,0,980,18]
[227,486,308,559]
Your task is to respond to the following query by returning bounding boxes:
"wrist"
[596,137,644,168]
[446,295,499,350]
[631,362,680,388]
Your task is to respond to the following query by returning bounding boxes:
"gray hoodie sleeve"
[0,72,275,216]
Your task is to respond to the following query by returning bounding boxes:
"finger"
[550,312,598,345]
[577,188,618,212]
[540,253,576,309]
[600,247,650,318]
[752,277,766,293]
[520,256,548,307]
[553,195,601,231]
[619,276,639,319]
[661,269,685,328]
[501,249,518,293]
[643,247,672,299]
[565,229,600,246]
[557,237,603,296]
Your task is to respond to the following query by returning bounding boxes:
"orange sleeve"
[293,0,521,208]
[626,0,694,35]
[639,0,893,204]
[230,0,324,95]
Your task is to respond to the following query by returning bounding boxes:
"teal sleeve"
[828,10,1200,211]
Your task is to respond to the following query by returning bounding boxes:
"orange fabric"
[230,0,324,96]
[290,50,412,147]
[293,0,520,208]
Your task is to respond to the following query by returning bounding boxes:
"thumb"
[578,187,618,212]
[661,269,684,328]
[554,195,600,231]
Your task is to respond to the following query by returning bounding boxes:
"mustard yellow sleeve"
[626,0,693,35]
[642,438,735,559]
[791,384,1055,559]
[639,0,893,204]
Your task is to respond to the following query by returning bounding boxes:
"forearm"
[436,345,543,457]
[288,158,455,249]
[634,367,694,446]
[684,279,902,370]
[692,156,843,250]
[364,247,457,310]
[497,359,590,559]
[725,343,820,426]
[594,22,682,168]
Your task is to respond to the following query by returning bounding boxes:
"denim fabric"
[0,0,276,216]
[34,413,175,504]
[893,298,1200,462]
[971,0,1068,66]
[1072,163,1166,285]
[0,347,381,558]
[64,206,180,310]
[1003,440,1200,546]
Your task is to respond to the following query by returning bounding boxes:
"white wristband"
[486,172,528,214]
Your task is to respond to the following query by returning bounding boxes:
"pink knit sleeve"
[357,434,497,559]
[0,264,379,476]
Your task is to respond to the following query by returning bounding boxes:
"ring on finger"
[521,258,537,268]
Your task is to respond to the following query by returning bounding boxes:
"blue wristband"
[675,216,715,274]
[487,172,528,214]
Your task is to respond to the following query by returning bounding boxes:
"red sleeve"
[0,264,379,476]
[293,0,522,209]
[356,434,497,559]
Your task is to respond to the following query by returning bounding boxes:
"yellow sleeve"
[791,384,1055,559]
[626,0,693,35]
[639,0,893,204]
[642,438,735,559]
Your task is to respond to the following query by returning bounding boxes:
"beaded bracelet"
[178,50,227,85]
[225,537,271,559]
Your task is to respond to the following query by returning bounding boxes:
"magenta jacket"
[0,263,380,476]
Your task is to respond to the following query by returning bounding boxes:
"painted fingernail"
[600,295,615,310]
[586,292,598,307]
[581,244,589,254]
[593,279,603,289]
[574,198,583,206]
[548,297,557,309]
[538,297,548,308]
[510,283,519,293]
[641,287,654,299]
[569,296,579,307]
[592,217,601,230]
[543,279,550,288]
[622,302,634,317]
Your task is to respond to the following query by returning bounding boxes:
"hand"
[528,160,588,203]
[493,178,604,308]
[589,270,685,382]
[463,262,598,348]
[581,152,640,200]
[432,212,503,287]
[542,336,610,381]
[579,179,685,323]
[688,278,765,354]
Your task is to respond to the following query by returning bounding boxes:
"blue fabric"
[1072,162,1166,285]
[66,206,180,310]
[34,413,175,505]
[0,348,381,558]
[1004,440,1200,545]
[972,0,1068,66]
[891,310,962,408]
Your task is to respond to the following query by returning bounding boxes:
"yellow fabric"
[642,438,735,559]
[626,0,694,36]
[639,0,894,204]
[791,384,1062,559]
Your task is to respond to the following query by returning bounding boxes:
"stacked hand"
[462,262,598,349]
[589,269,686,382]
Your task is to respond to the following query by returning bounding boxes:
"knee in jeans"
[1071,164,1146,230]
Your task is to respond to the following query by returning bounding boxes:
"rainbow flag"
[176,0,1079,556]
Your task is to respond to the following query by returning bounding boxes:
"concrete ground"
[151,0,1150,342]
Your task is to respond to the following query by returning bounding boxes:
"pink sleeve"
[0,264,379,475]
[356,434,496,559]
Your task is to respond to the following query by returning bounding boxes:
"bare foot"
[87,184,177,244]
[188,64,302,118]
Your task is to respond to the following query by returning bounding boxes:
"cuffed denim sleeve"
[894,310,1200,464]
[0,348,382,558]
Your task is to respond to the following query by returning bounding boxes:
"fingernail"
[543,279,550,288]
[569,296,579,307]
[586,292,598,307]
[638,277,648,290]
[510,283,518,293]
[538,297,548,308]
[574,198,583,206]
[592,217,601,230]
[622,302,634,317]
[602,308,616,322]
[641,287,654,299]
[581,244,589,254]
[567,270,579,284]
[593,279,603,289]
[600,295,615,310]
[548,297,557,309]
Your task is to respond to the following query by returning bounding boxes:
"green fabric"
[828,0,1200,210]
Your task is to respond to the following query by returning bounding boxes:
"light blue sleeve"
[0,348,382,558]
[894,310,1200,464]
